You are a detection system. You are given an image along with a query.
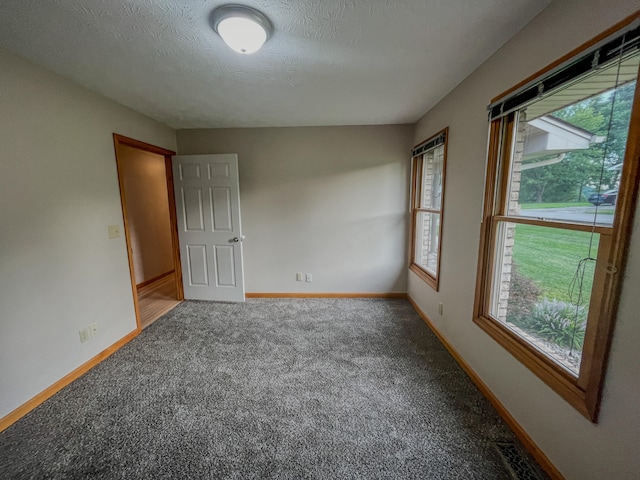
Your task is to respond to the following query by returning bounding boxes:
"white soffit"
[0,0,550,128]
[526,55,640,120]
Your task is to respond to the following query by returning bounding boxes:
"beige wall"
[409,1,640,479]
[4,2,639,477]
[117,145,174,285]
[177,126,413,293]
[0,48,176,418]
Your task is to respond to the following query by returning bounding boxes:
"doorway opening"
[113,134,183,329]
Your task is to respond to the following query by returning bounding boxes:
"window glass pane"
[506,52,640,226]
[414,211,440,275]
[420,145,444,210]
[490,221,599,375]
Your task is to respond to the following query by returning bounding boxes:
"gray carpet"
[0,298,547,479]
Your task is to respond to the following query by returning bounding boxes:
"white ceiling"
[0,0,550,129]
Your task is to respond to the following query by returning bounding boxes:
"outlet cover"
[108,224,120,239]
[296,272,303,281]
[438,302,444,315]
[79,328,90,343]
[90,323,98,337]
[306,273,312,282]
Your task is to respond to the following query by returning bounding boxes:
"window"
[474,18,640,421]
[410,128,448,290]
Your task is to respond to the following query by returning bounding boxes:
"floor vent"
[493,442,543,480]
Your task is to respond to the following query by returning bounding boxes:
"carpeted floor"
[0,299,547,479]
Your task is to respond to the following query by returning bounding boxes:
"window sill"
[409,263,439,291]
[473,313,594,421]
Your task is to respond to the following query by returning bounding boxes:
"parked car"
[588,189,617,206]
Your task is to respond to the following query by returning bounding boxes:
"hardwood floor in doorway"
[138,272,181,329]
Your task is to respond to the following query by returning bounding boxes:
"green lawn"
[520,202,591,209]
[584,208,614,215]
[512,224,598,303]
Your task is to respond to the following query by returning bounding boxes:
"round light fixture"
[210,4,273,54]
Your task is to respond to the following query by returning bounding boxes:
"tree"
[520,81,635,203]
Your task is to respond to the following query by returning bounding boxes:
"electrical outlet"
[108,224,120,239]
[296,272,303,281]
[79,328,90,343]
[90,323,98,337]
[306,273,312,282]
[438,302,444,315]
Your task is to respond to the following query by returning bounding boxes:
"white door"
[173,154,245,302]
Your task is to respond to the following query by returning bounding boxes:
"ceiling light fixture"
[210,4,273,54]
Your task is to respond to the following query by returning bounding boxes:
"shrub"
[520,298,586,350]
[505,264,541,327]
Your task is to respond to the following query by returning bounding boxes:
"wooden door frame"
[112,134,184,331]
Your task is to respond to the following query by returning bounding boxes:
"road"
[519,206,614,225]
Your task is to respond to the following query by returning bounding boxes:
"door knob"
[233,237,240,242]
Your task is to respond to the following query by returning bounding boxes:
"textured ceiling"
[0,0,550,128]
